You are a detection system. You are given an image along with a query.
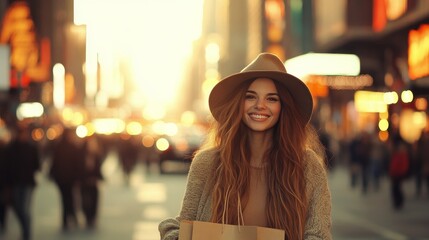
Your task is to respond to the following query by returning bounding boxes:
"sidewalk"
[329,166,429,240]
[1,158,429,240]
[0,154,185,240]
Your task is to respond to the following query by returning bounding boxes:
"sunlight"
[74,0,204,120]
[129,1,203,117]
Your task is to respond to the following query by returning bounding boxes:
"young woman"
[159,53,332,240]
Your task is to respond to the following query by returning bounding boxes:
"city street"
[1,1,429,240]
[1,151,429,240]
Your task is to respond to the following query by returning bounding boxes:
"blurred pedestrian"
[0,133,10,234]
[78,134,104,229]
[49,128,83,231]
[348,131,372,194]
[117,134,139,185]
[389,140,410,210]
[369,133,388,191]
[159,53,332,239]
[415,129,429,197]
[348,135,361,188]
[140,140,159,173]
[3,125,40,240]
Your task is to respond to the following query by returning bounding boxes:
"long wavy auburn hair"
[201,79,325,240]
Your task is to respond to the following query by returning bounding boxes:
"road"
[1,151,428,240]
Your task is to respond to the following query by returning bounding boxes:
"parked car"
[155,123,206,174]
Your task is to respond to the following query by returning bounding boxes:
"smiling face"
[242,78,281,133]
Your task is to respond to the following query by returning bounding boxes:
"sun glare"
[74,0,204,120]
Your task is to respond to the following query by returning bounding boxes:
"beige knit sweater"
[158,148,332,240]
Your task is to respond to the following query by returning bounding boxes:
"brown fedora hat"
[209,52,313,124]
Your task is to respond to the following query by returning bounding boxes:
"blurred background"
[0,0,429,240]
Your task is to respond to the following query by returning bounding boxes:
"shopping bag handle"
[237,194,244,227]
[221,186,245,232]
[221,186,231,226]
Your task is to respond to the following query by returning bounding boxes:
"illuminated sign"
[285,53,361,78]
[354,91,388,113]
[16,102,44,120]
[0,1,50,88]
[373,0,408,32]
[385,0,407,20]
[408,24,429,80]
[307,75,373,90]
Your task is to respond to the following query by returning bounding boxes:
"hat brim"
[208,70,313,124]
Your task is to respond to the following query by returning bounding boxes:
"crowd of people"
[0,112,428,239]
[0,124,105,240]
[49,128,104,231]
[0,120,166,240]
[0,124,40,240]
[344,128,429,210]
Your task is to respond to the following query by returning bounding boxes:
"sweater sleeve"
[158,150,214,240]
[304,150,332,240]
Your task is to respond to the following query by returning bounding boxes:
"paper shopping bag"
[179,220,194,240]
[179,220,284,240]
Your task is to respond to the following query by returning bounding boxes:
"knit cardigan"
[158,148,332,240]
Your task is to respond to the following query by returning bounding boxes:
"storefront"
[307,0,429,144]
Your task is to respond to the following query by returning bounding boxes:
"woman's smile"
[247,113,271,121]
